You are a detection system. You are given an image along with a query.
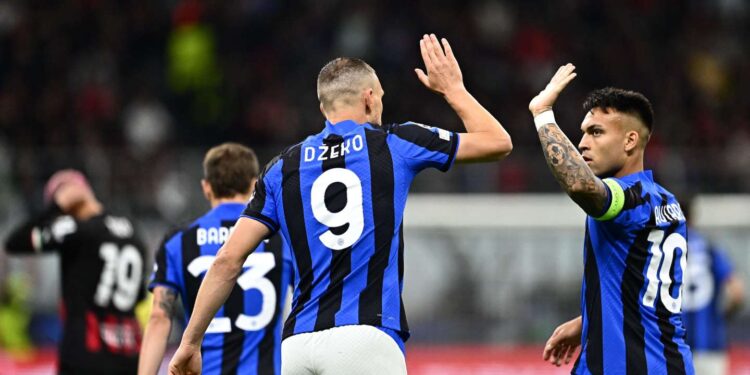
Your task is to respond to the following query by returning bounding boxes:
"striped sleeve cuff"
[240,211,279,233]
[439,132,460,172]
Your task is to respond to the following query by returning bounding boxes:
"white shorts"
[281,325,407,375]
[693,351,728,375]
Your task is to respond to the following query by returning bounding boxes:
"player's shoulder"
[159,215,201,251]
[387,121,441,134]
[644,184,688,226]
[387,121,453,144]
[260,139,312,175]
[83,213,138,240]
[101,214,137,238]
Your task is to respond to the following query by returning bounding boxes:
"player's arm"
[528,64,610,217]
[4,204,67,254]
[723,274,745,318]
[138,286,178,375]
[4,180,90,254]
[415,34,512,162]
[169,217,270,375]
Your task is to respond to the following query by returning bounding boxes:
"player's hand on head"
[529,63,577,117]
[415,34,465,96]
[54,184,87,213]
[168,343,202,375]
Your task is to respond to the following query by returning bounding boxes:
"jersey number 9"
[311,168,365,250]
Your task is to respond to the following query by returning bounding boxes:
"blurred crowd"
[1,0,749,222]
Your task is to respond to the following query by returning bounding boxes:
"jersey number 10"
[642,230,688,313]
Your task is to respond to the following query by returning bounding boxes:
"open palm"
[529,63,577,116]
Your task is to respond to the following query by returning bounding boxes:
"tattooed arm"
[529,64,608,217]
[138,286,178,375]
[537,124,608,215]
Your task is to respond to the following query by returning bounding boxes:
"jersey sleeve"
[148,233,181,293]
[711,247,734,283]
[387,122,459,173]
[4,204,76,254]
[594,179,626,221]
[593,178,648,226]
[242,158,282,233]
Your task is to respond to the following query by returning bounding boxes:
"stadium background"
[0,0,749,373]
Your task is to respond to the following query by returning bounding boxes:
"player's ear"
[248,177,258,196]
[624,130,639,153]
[319,103,327,117]
[363,88,374,115]
[201,179,213,201]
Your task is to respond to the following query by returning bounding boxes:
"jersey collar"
[618,169,653,182]
[212,202,247,214]
[323,120,373,136]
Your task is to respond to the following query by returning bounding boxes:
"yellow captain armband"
[595,178,625,221]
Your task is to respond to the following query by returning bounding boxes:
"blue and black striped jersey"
[149,203,293,375]
[574,170,694,375]
[242,120,459,346]
[682,230,734,352]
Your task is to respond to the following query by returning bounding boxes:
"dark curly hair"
[583,87,654,132]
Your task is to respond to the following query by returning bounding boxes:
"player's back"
[54,213,147,373]
[682,230,732,351]
[576,170,694,375]
[243,120,458,345]
[151,203,291,375]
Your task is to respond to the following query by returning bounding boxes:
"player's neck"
[325,109,369,125]
[614,154,644,178]
[210,194,252,208]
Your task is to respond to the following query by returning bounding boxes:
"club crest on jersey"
[654,203,686,225]
[304,134,364,162]
[197,226,235,246]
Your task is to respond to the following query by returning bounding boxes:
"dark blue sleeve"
[242,157,282,233]
[603,178,650,228]
[148,233,181,293]
[387,122,459,173]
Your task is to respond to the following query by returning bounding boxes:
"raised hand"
[529,63,577,116]
[542,316,582,367]
[415,34,465,96]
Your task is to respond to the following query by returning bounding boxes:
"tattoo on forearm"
[158,289,178,317]
[538,125,606,213]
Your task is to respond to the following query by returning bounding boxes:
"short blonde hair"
[317,57,376,112]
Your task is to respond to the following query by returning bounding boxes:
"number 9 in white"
[311,168,364,250]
